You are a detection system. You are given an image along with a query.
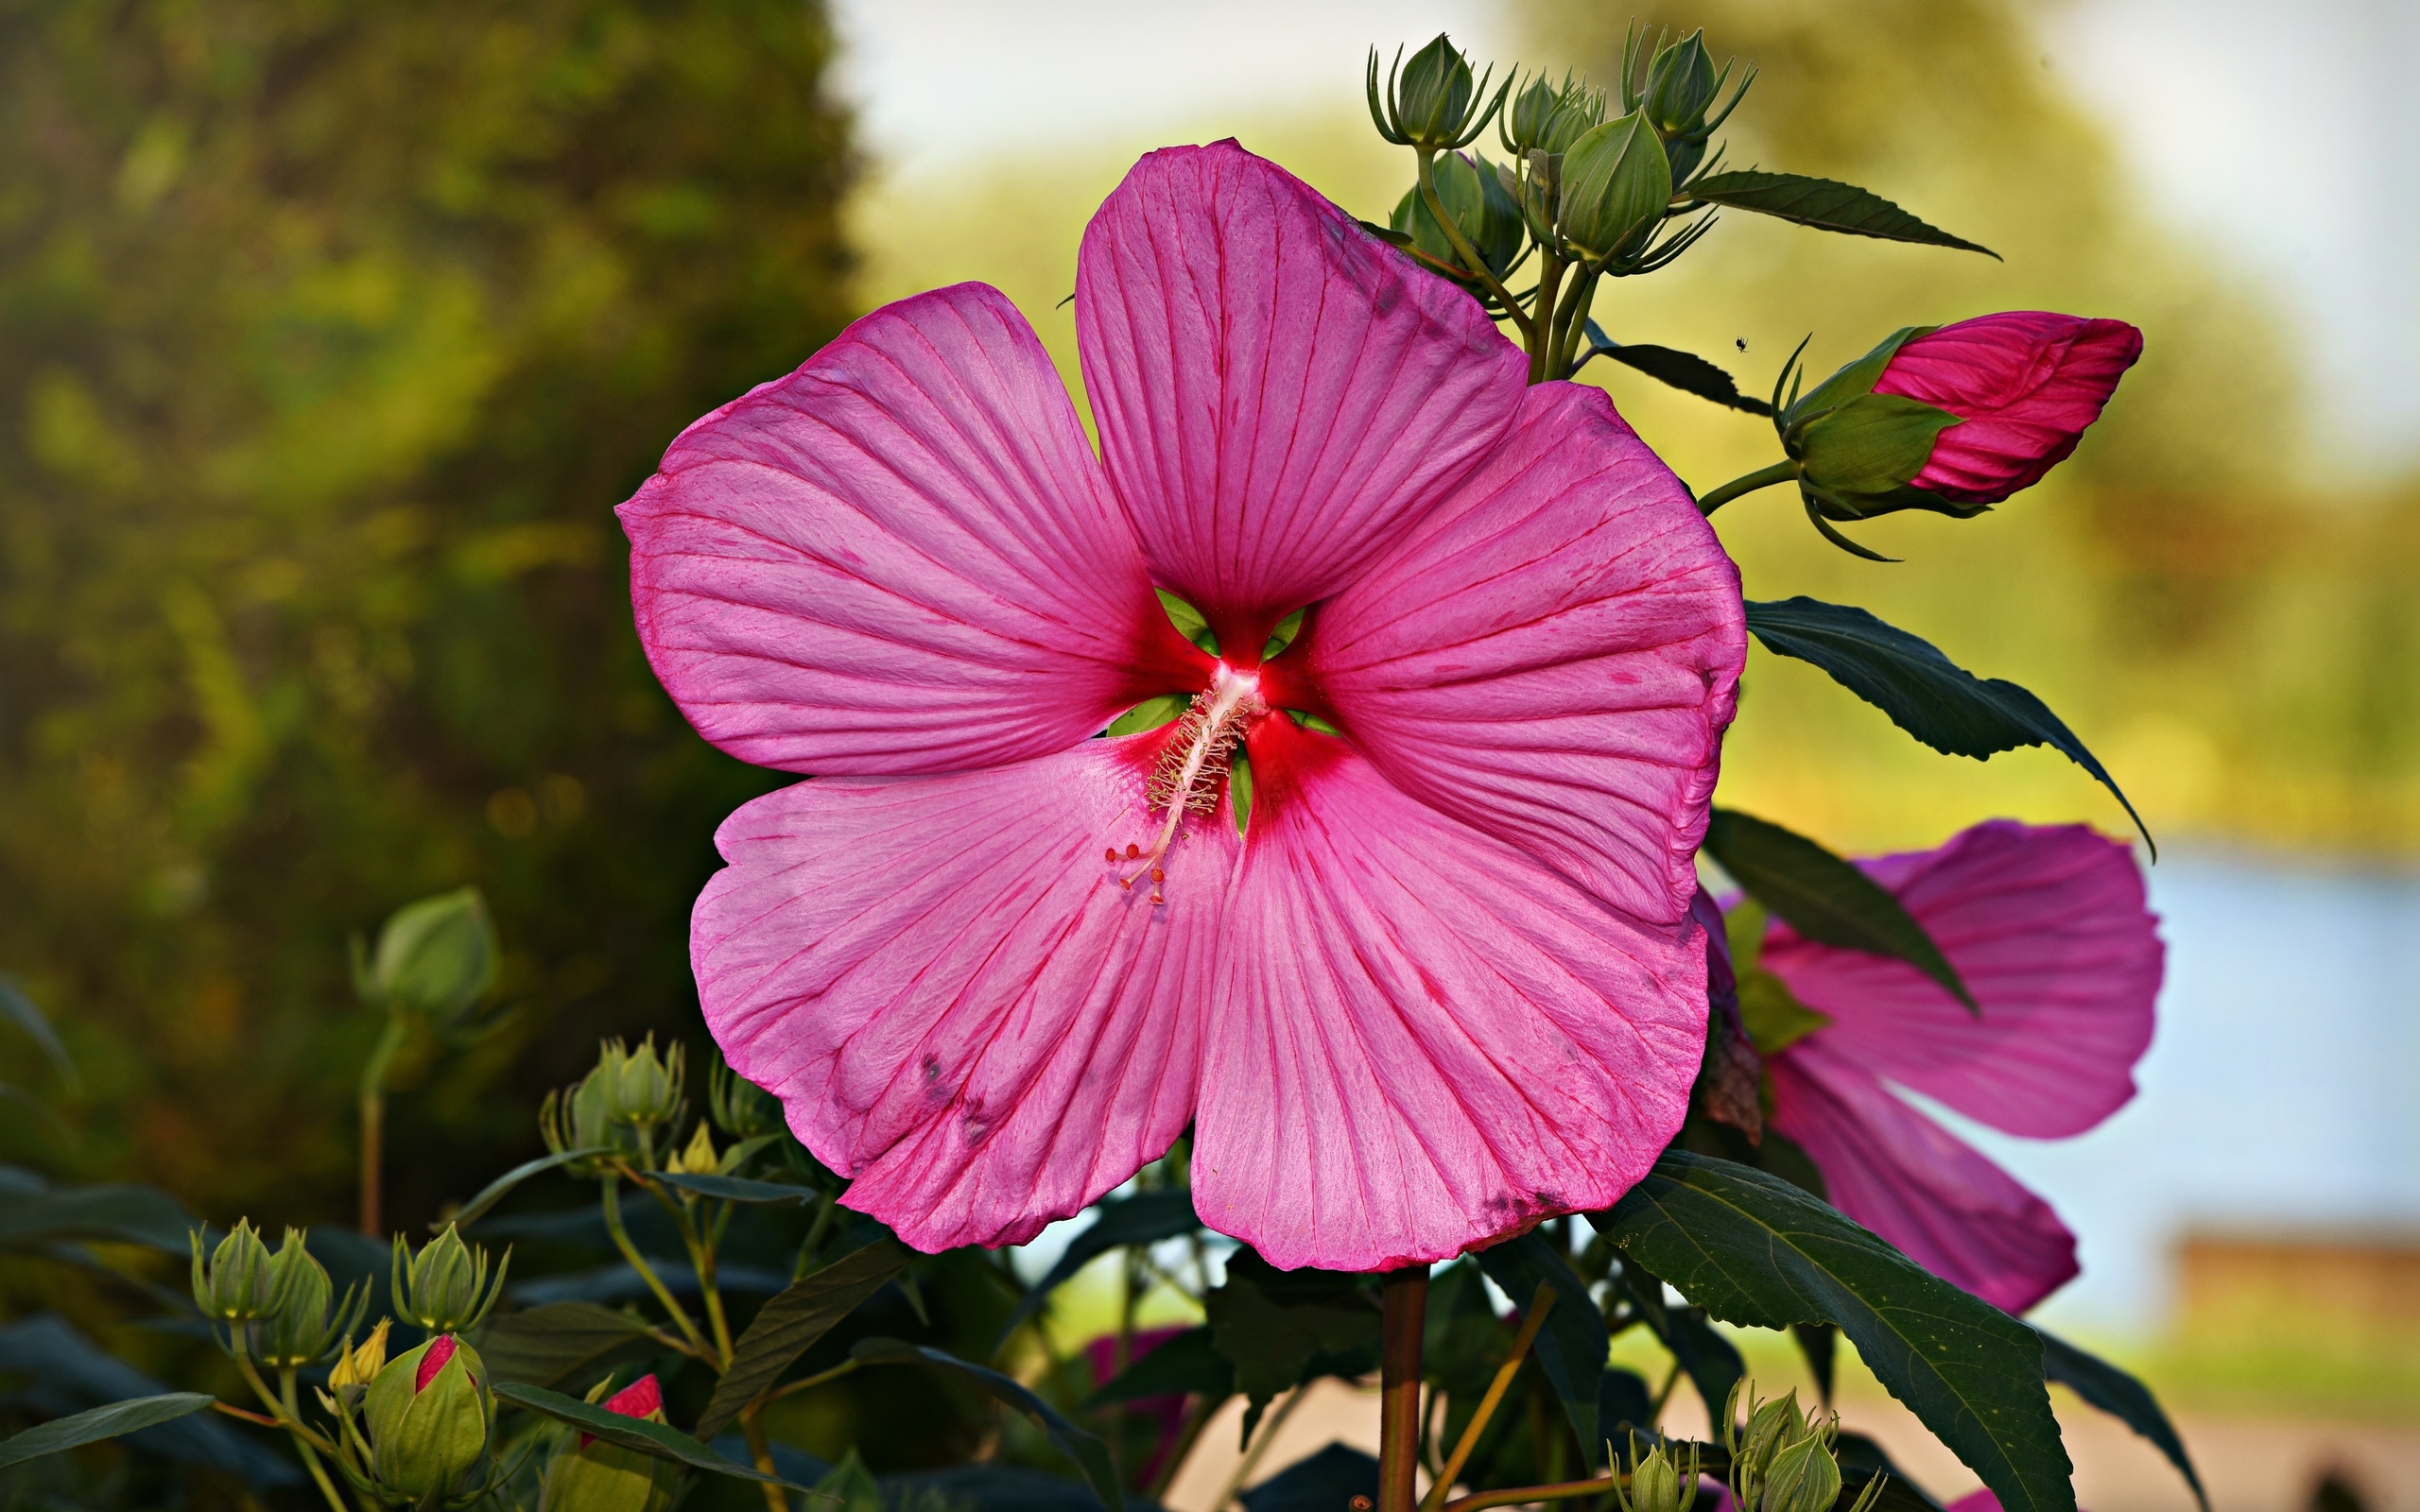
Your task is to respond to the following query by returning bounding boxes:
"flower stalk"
[1377,1266,1430,1512]
[1694,458,1801,516]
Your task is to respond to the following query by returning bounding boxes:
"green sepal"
[1792,393,1961,498]
[1780,326,1933,433]
[1156,588,1218,655]
[1107,696,1190,737]
[1736,969,1831,1056]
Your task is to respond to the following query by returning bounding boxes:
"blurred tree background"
[0,0,853,1224]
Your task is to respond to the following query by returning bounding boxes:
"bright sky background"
[831,0,2420,473]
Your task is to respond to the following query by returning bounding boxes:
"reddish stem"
[1377,1265,1430,1512]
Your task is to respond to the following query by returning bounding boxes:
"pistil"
[1108,664,1263,902]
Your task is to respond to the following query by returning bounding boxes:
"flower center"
[1106,663,1264,903]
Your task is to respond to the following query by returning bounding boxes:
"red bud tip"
[415,1334,458,1392]
[603,1374,663,1419]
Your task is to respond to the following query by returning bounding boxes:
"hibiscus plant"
[1,25,2204,1512]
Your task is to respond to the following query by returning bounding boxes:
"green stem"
[1693,458,1801,516]
[1443,1475,1625,1512]
[358,1015,407,1236]
[766,1357,863,1403]
[741,1402,791,1512]
[1647,1357,1684,1425]
[793,1196,839,1280]
[1421,1283,1556,1512]
[1527,254,1566,385]
[601,1175,710,1354]
[1417,149,1532,339]
[1547,269,1599,383]
[279,1367,358,1512]
[649,1180,735,1366]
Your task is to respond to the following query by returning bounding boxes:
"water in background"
[1960,849,2420,1337]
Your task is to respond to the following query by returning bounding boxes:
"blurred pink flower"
[1754,821,2162,1313]
[1874,311,2143,504]
[1085,1327,1191,1486]
[618,141,1745,1271]
[580,1373,664,1447]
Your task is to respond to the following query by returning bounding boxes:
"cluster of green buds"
[1373,32,1723,318]
[191,1221,370,1366]
[540,1035,688,1171]
[1613,1435,1703,1512]
[1722,1384,1888,1512]
[391,1224,510,1334]
[1619,26,1754,185]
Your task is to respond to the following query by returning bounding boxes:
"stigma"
[1109,663,1263,902]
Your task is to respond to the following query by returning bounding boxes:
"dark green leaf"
[2037,1329,2205,1511]
[1202,1251,1380,1409]
[1599,1367,1653,1438]
[495,1382,810,1490]
[0,1394,215,1469]
[651,1171,816,1204]
[1239,1443,1378,1512]
[0,973,74,1088]
[1081,1325,1234,1409]
[476,1301,661,1389]
[444,1147,613,1229]
[1614,1260,1742,1427]
[1703,809,1976,1013]
[1685,171,1996,257]
[851,1338,1124,1512]
[1475,1232,1612,1467]
[1742,597,2152,852]
[697,1237,911,1438]
[1594,1151,2072,1512]
[1421,1262,1504,1389]
[1577,322,1772,415]
[996,1191,1199,1349]
[0,1182,195,1252]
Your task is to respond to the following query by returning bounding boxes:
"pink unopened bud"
[581,1373,665,1448]
[1872,311,2142,504]
[415,1333,458,1392]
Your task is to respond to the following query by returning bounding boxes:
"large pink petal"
[1191,717,1707,1272]
[1288,381,1743,926]
[1770,1040,2077,1314]
[1076,141,1529,649]
[1759,821,2160,1136]
[621,283,1206,776]
[694,741,1237,1251]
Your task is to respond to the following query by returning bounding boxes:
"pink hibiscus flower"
[1751,821,2162,1313]
[1084,1327,1191,1486]
[617,141,1745,1271]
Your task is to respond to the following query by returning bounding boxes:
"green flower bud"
[255,1228,356,1367]
[708,1055,783,1140]
[1505,75,1564,156]
[191,1220,280,1323]
[1618,1441,1702,1512]
[1759,1432,1842,1512]
[605,1036,685,1130]
[1557,111,1672,261]
[1391,152,1525,279]
[1536,88,1604,157]
[1642,30,1719,138]
[392,1225,508,1334]
[363,1335,491,1503]
[540,1376,681,1512]
[1395,35,1475,146]
[354,887,498,1026]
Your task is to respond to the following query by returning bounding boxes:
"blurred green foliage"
[0,0,854,1221]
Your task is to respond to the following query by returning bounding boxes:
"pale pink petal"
[1771,1039,2077,1314]
[694,741,1238,1251]
[1759,821,2160,1136]
[1190,717,1707,1272]
[1287,381,1743,925]
[621,283,1206,776]
[1948,1491,2005,1512]
[1076,141,1529,648]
